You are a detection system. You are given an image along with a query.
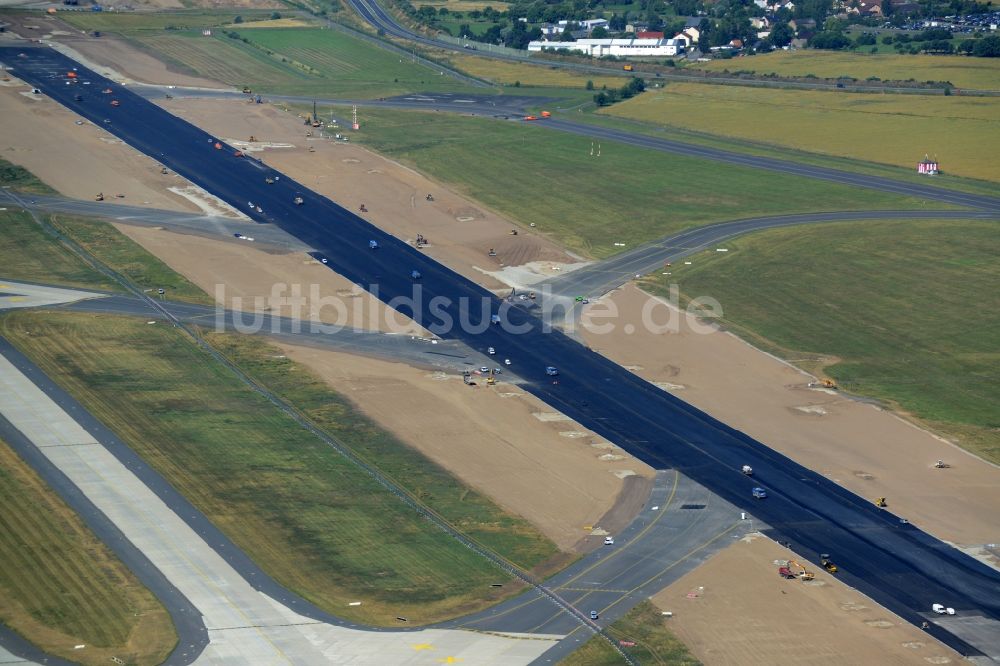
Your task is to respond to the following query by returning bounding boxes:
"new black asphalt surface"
[4,47,1000,660]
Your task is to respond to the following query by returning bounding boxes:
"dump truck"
[741,465,754,476]
[778,565,796,579]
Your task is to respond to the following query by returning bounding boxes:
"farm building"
[917,157,939,175]
[528,38,685,57]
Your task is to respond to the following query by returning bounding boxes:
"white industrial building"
[527,37,685,57]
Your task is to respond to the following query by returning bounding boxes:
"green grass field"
[645,218,1000,463]
[348,108,940,259]
[603,83,1000,183]
[0,210,118,291]
[132,28,474,97]
[695,50,1000,90]
[0,311,556,624]
[0,156,56,195]
[562,601,700,665]
[0,437,176,666]
[48,214,212,304]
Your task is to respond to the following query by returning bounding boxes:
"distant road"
[343,0,992,94]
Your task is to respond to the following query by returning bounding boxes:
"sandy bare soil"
[651,536,959,665]
[158,98,577,291]
[55,34,225,89]
[578,285,1000,553]
[0,80,200,212]
[274,344,654,552]
[119,225,426,333]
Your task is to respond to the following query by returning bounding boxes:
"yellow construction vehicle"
[875,497,887,508]
[790,560,814,581]
[820,554,838,573]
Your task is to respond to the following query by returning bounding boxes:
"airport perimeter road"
[544,209,1000,302]
[61,292,492,371]
[5,48,999,661]
[0,190,311,252]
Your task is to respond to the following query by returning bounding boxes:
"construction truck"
[820,554,838,573]
[778,565,796,579]
[623,64,634,71]
[242,86,252,94]
[293,195,304,205]
[95,192,104,201]
[875,497,887,508]
[741,465,753,476]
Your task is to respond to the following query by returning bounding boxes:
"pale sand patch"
[0,83,198,213]
[110,226,425,335]
[272,345,655,552]
[580,284,1000,549]
[155,98,576,290]
[652,538,958,666]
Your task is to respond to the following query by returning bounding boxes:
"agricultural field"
[648,218,1000,463]
[133,27,475,97]
[0,437,176,666]
[603,83,1000,182]
[695,50,1000,91]
[442,52,627,89]
[350,108,937,259]
[0,311,556,625]
[562,601,700,666]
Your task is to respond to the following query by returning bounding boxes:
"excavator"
[789,560,814,581]
[875,497,887,508]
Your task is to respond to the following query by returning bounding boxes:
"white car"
[604,536,614,545]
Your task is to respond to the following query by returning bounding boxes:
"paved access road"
[4,47,999,661]
[545,209,1000,302]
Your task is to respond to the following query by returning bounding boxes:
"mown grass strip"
[347,107,936,259]
[561,600,700,665]
[47,214,213,305]
[0,437,176,666]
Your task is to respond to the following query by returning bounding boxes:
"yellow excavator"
[790,560,814,581]
[820,553,838,573]
[875,497,887,508]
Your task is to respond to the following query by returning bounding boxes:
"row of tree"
[593,77,646,106]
